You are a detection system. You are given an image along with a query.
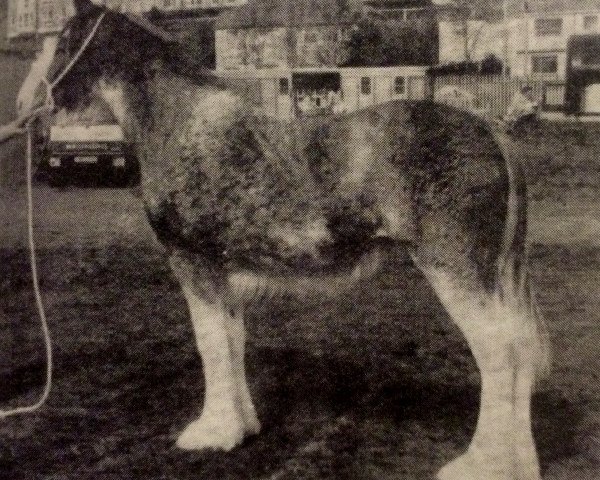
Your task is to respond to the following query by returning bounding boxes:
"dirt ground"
[0,123,599,479]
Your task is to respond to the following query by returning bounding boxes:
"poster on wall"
[38,0,69,34]
[14,0,37,36]
[7,0,19,38]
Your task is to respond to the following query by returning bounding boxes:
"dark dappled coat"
[118,70,507,283]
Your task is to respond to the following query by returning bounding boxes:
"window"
[535,18,563,36]
[584,15,598,31]
[394,76,406,95]
[361,77,372,95]
[532,55,558,74]
[279,78,289,95]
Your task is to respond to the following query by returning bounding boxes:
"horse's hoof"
[176,413,245,452]
[437,452,517,480]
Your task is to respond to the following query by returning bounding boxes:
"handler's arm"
[0,114,30,144]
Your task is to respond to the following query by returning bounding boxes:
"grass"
[0,122,599,479]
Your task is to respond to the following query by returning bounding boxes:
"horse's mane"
[71,5,220,87]
[162,41,221,87]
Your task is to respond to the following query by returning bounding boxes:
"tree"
[445,0,502,62]
[341,12,438,67]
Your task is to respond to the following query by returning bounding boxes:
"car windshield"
[49,125,124,143]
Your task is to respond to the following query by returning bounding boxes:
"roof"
[49,125,125,142]
[215,0,359,29]
[437,0,600,21]
[364,0,433,8]
[506,0,600,17]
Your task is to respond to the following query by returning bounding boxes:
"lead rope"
[0,123,53,418]
[0,11,106,418]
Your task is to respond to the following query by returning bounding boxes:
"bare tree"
[446,0,500,62]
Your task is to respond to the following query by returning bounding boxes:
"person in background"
[504,85,539,133]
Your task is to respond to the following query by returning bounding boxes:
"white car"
[44,124,138,187]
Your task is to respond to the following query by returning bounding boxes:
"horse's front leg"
[170,256,245,451]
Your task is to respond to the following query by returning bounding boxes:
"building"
[506,0,600,80]
[438,1,600,81]
[214,0,432,119]
[220,65,429,119]
[214,0,356,71]
[3,0,432,120]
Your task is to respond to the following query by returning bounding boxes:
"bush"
[429,54,503,76]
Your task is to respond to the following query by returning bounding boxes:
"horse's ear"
[72,0,96,15]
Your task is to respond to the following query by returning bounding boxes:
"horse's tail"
[493,130,551,382]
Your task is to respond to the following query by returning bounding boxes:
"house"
[437,1,600,81]
[506,0,600,80]
[214,0,438,71]
[214,0,356,71]
[215,0,432,119]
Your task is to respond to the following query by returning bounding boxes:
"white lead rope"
[0,124,53,419]
[0,11,107,419]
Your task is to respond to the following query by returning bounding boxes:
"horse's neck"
[97,73,241,139]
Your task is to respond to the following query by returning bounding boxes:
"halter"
[0,11,106,420]
[39,12,107,115]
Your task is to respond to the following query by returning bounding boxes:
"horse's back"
[143,94,510,282]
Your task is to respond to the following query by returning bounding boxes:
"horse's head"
[19,0,174,118]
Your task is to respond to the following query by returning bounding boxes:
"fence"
[430,75,566,118]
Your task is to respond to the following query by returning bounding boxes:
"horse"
[17,1,550,478]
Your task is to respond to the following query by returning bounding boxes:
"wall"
[216,26,345,71]
[295,26,344,67]
[218,66,428,120]
[216,27,289,70]
[8,0,38,37]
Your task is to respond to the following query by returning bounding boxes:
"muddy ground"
[0,123,599,479]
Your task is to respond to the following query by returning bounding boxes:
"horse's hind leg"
[417,258,545,480]
[169,254,245,451]
[224,306,261,435]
